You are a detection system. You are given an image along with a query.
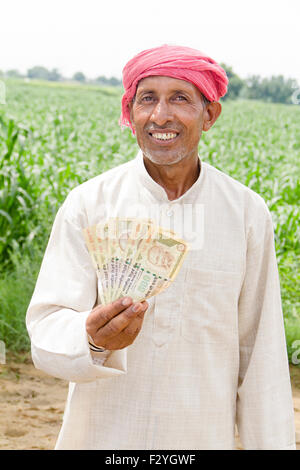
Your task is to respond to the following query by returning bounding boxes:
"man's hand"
[86,297,148,350]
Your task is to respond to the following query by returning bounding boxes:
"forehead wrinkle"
[136,76,202,98]
[136,83,199,100]
[138,88,192,95]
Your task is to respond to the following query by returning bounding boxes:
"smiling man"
[130,76,216,165]
[26,45,295,450]
[128,75,221,200]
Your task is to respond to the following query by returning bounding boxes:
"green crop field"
[0,79,299,361]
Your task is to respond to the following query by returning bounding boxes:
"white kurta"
[26,151,296,450]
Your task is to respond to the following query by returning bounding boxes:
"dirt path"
[0,355,299,450]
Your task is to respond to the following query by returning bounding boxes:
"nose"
[150,99,172,126]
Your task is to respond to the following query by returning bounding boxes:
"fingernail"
[122,297,132,307]
[132,303,141,313]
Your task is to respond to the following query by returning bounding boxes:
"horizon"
[1,0,300,84]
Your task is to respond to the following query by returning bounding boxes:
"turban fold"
[120,44,228,133]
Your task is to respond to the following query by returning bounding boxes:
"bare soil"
[0,353,299,450]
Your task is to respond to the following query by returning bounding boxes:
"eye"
[174,95,187,101]
[141,95,154,102]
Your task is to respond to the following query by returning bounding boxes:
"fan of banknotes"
[83,217,189,305]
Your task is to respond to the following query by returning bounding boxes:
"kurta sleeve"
[236,199,296,449]
[26,191,127,383]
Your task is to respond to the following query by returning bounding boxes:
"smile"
[149,132,179,142]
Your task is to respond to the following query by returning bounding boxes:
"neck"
[142,153,201,201]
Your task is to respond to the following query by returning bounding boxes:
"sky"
[1,0,300,83]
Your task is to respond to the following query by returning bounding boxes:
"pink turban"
[120,44,228,133]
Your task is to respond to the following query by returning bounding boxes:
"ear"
[128,101,135,130]
[202,102,222,132]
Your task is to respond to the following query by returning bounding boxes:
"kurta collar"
[133,150,205,204]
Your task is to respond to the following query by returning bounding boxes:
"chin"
[142,148,187,166]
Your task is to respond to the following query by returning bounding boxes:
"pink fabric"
[120,44,228,133]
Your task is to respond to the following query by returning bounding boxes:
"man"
[26,45,296,450]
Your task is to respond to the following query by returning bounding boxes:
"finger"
[94,302,149,350]
[121,310,146,337]
[99,310,147,350]
[86,297,133,334]
[91,298,148,326]
[141,300,149,312]
[94,302,145,343]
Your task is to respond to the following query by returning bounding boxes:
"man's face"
[129,75,210,166]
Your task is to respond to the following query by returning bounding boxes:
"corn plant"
[0,79,299,357]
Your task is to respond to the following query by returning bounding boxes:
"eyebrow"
[136,88,192,96]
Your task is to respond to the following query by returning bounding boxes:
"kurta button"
[166,209,173,217]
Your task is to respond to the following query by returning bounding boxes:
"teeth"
[152,132,177,140]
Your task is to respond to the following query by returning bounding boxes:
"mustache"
[145,125,181,132]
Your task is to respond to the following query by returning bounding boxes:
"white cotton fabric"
[26,151,296,450]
